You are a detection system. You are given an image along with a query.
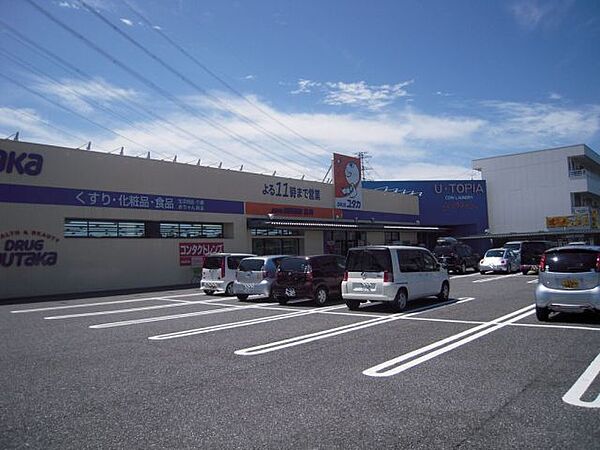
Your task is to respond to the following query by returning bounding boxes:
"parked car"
[433,240,480,274]
[341,246,449,312]
[479,248,519,274]
[272,254,346,306]
[535,244,600,321]
[503,240,556,274]
[233,255,289,300]
[201,253,255,295]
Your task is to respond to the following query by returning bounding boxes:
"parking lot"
[2,272,599,449]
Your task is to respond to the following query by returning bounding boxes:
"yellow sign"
[546,214,590,229]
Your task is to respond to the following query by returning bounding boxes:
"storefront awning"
[247,218,447,232]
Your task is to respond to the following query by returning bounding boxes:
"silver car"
[232,255,289,300]
[479,248,519,274]
[535,245,600,321]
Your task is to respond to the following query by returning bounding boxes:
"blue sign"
[364,180,488,233]
[0,183,245,214]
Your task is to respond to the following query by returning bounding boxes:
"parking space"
[2,272,599,448]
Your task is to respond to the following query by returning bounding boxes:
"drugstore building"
[1,139,434,300]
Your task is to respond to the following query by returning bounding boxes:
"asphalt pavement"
[1,272,599,449]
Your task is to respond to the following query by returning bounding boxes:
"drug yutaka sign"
[0,230,59,268]
[333,153,362,210]
[179,242,224,266]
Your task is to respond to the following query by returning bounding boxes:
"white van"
[201,253,255,295]
[341,246,449,312]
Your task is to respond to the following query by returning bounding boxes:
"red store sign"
[179,242,224,266]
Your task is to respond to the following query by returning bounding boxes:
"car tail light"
[539,254,546,272]
[277,270,285,280]
[596,253,600,272]
[343,271,348,281]
[383,271,394,282]
[262,270,268,279]
[220,259,225,278]
[500,259,506,265]
[305,265,313,282]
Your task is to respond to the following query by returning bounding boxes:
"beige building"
[0,139,429,300]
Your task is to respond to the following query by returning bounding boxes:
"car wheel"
[203,290,215,295]
[521,269,528,275]
[345,299,360,311]
[479,270,485,275]
[536,305,550,322]
[392,289,408,313]
[237,294,249,301]
[277,296,288,305]
[437,281,450,301]
[225,283,234,296]
[313,287,328,307]
[459,263,466,274]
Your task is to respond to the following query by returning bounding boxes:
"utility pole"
[355,151,373,181]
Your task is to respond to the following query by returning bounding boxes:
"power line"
[0,20,247,162]
[77,0,327,173]
[23,0,295,175]
[122,0,331,158]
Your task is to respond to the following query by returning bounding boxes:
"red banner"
[179,242,224,266]
[333,153,362,210]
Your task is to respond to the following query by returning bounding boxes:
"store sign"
[333,153,362,210]
[546,214,591,230]
[179,242,224,266]
[261,182,321,202]
[0,183,244,214]
[0,150,43,176]
[0,230,59,268]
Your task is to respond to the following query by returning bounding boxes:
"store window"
[65,219,223,239]
[252,238,301,256]
[324,230,366,256]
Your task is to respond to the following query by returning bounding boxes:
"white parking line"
[527,279,539,284]
[362,304,535,377]
[473,273,521,283]
[563,352,600,408]
[234,298,475,356]
[44,297,237,320]
[90,302,271,329]
[450,272,481,278]
[10,296,190,313]
[148,304,348,340]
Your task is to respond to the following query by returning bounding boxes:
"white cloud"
[291,79,413,111]
[58,1,79,9]
[152,25,162,30]
[509,0,574,29]
[34,77,139,114]
[120,18,133,26]
[549,92,562,100]
[244,75,256,80]
[6,85,600,181]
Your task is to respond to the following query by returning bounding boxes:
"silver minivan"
[201,253,255,295]
[232,255,289,301]
[341,246,449,312]
[535,245,600,321]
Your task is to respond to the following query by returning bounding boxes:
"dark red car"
[273,255,346,306]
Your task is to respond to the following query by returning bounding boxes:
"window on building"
[64,219,223,239]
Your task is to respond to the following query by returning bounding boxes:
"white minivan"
[201,253,255,295]
[341,246,449,312]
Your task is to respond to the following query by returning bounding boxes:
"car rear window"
[544,250,598,273]
[503,243,521,252]
[279,257,308,272]
[485,250,504,258]
[238,258,264,271]
[346,249,392,272]
[203,256,223,269]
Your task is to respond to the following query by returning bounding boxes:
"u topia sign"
[0,149,44,176]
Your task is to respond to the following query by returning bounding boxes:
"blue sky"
[1,0,599,181]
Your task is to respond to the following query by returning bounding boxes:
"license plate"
[205,283,217,289]
[243,283,254,292]
[561,279,579,289]
[354,282,376,292]
[285,287,296,297]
